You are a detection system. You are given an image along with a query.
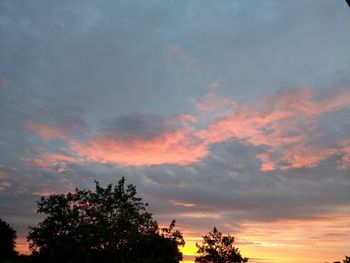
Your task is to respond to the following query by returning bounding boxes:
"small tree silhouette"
[0,218,18,260]
[195,227,248,263]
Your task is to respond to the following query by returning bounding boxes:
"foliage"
[27,177,184,263]
[195,227,248,263]
[129,220,185,263]
[332,256,350,263]
[0,218,18,260]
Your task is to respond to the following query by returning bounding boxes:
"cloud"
[100,113,175,140]
[338,141,350,169]
[25,87,350,171]
[0,77,11,87]
[25,121,68,141]
[169,200,196,207]
[195,87,350,171]
[26,113,206,167]
[25,116,88,141]
[25,153,81,173]
[69,127,206,166]
[32,190,67,197]
[165,44,198,74]
[0,171,11,191]
[0,181,11,191]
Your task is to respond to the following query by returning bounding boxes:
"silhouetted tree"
[129,220,185,263]
[0,218,18,260]
[27,178,184,263]
[195,227,248,263]
[333,256,350,263]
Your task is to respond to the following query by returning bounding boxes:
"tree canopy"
[27,177,184,263]
[332,256,350,263]
[195,227,248,263]
[0,218,18,260]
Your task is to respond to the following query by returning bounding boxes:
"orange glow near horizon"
[179,216,349,262]
[16,214,350,263]
[16,238,30,255]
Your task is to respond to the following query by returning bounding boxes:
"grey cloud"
[100,113,171,140]
[68,142,349,230]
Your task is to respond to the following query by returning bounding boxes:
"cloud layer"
[26,87,350,172]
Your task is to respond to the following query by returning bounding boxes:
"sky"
[0,0,350,262]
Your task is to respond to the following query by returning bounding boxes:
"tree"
[333,256,350,263]
[130,220,185,263]
[28,178,184,263]
[0,218,18,260]
[195,227,248,263]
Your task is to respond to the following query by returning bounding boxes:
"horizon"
[1,0,350,262]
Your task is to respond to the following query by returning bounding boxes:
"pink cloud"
[196,91,236,115]
[169,200,196,207]
[337,141,350,169]
[207,82,219,89]
[173,114,197,124]
[25,121,68,141]
[32,190,65,196]
[0,181,11,191]
[26,87,350,171]
[69,128,207,166]
[0,170,6,179]
[165,45,198,73]
[277,144,339,170]
[256,151,276,172]
[195,88,350,171]
[0,77,11,87]
[24,152,81,173]
[0,171,11,191]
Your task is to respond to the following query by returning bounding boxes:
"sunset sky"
[1,0,350,262]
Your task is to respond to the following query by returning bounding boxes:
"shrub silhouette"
[27,177,184,263]
[0,218,18,260]
[195,227,248,263]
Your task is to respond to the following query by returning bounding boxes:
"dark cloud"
[100,113,170,140]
